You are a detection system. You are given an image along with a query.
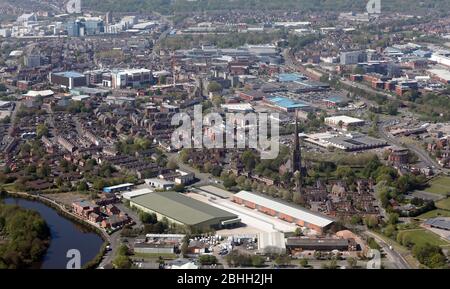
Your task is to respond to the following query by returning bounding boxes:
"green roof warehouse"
[130,192,240,230]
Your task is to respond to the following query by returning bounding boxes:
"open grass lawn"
[435,198,450,210]
[2,183,19,192]
[424,176,450,196]
[396,229,448,247]
[418,209,450,219]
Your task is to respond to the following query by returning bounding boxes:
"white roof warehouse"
[232,191,334,234]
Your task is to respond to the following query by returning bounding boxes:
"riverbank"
[4,191,109,269]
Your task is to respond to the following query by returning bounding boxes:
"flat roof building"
[258,231,286,254]
[428,69,450,84]
[301,132,387,151]
[50,71,87,89]
[196,185,234,199]
[324,115,365,131]
[232,191,334,234]
[424,218,450,231]
[103,183,134,193]
[122,188,153,200]
[264,96,310,112]
[130,192,240,230]
[286,238,350,252]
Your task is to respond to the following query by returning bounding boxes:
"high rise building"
[105,12,113,26]
[66,20,82,37]
[66,18,104,36]
[340,51,367,65]
[84,17,104,35]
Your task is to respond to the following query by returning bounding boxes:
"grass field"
[424,176,450,196]
[418,209,450,219]
[396,229,448,247]
[435,198,450,210]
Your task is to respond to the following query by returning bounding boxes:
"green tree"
[383,224,397,238]
[364,216,379,229]
[241,150,257,171]
[350,215,362,225]
[346,257,357,268]
[412,243,446,268]
[139,212,157,224]
[198,255,217,265]
[207,81,222,93]
[117,244,130,256]
[173,184,185,192]
[113,255,132,269]
[36,123,49,138]
[251,255,265,267]
[274,254,291,267]
[77,181,89,192]
[387,213,399,225]
[166,159,179,170]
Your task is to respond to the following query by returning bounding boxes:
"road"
[339,78,395,100]
[363,231,411,269]
[377,120,446,173]
[97,202,145,269]
[98,230,120,269]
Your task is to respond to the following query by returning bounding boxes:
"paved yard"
[45,192,89,207]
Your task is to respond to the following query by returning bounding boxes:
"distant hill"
[82,0,450,14]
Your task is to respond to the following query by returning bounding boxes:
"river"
[4,197,104,269]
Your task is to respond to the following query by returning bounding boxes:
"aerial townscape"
[1,0,450,273]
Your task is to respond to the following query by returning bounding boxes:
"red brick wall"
[233,196,243,204]
[244,201,256,209]
[279,213,294,223]
[307,223,323,234]
[296,220,305,226]
[259,206,276,216]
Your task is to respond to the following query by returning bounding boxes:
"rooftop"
[131,192,238,226]
[325,115,365,124]
[122,188,153,200]
[425,218,450,230]
[53,71,85,78]
[196,185,234,199]
[103,183,134,190]
[267,96,309,109]
[428,69,450,81]
[221,103,254,112]
[234,191,334,228]
[277,73,307,82]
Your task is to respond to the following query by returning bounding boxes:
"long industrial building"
[130,192,240,230]
[232,191,334,234]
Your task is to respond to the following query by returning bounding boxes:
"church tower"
[292,115,302,173]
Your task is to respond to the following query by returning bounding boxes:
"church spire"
[292,112,302,173]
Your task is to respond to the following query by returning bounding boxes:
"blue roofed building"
[277,73,308,82]
[264,96,310,112]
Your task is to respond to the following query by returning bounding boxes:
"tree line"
[0,202,50,269]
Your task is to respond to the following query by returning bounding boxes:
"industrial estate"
[0,0,449,273]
